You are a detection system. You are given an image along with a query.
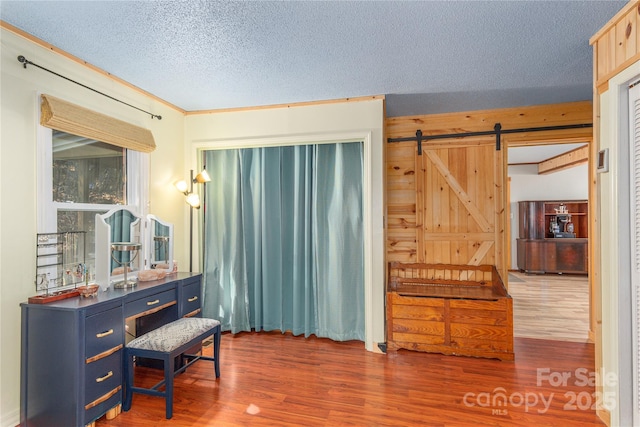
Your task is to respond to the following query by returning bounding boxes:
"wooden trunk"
[386,262,514,361]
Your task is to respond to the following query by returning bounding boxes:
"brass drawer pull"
[85,386,121,411]
[146,299,160,306]
[96,329,114,338]
[96,371,113,383]
[188,296,198,302]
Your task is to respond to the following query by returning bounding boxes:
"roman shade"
[40,94,156,153]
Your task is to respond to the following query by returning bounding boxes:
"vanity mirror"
[95,207,143,288]
[146,214,174,272]
[94,209,176,288]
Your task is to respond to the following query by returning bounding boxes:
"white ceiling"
[0,1,627,116]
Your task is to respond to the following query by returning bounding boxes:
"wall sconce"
[175,168,211,272]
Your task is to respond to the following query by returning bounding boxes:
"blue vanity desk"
[20,272,202,427]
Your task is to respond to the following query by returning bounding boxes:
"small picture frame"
[597,148,609,173]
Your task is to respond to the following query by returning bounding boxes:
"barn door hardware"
[387,123,592,154]
[494,123,502,151]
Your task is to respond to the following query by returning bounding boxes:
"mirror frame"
[95,207,143,288]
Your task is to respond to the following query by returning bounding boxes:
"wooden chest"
[386,263,514,361]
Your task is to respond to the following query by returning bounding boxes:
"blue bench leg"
[123,349,134,411]
[214,327,221,378]
[165,353,174,419]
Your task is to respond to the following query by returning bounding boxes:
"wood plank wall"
[591,1,640,94]
[385,101,594,280]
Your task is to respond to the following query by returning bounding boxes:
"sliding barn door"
[416,140,505,274]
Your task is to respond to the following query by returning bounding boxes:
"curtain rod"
[387,123,593,154]
[17,55,162,120]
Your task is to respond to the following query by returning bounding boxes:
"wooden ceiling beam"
[538,144,589,175]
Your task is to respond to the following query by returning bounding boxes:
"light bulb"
[185,193,201,208]
[175,180,188,193]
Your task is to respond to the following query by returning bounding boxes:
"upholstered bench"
[122,317,221,419]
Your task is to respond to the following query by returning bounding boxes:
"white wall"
[184,100,386,353]
[0,28,185,426]
[508,163,589,269]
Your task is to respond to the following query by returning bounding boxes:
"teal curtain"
[202,142,364,341]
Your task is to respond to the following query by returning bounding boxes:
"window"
[38,127,148,274]
[53,129,125,224]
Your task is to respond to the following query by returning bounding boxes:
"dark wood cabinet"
[517,200,588,274]
[519,201,546,239]
[517,238,588,274]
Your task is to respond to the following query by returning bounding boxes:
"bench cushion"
[127,317,220,353]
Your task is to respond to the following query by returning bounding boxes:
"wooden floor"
[96,272,598,426]
[508,271,590,343]
[97,336,602,425]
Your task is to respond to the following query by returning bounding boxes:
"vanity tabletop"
[21,272,202,310]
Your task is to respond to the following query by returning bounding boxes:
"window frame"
[36,124,149,235]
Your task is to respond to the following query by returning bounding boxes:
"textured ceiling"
[0,1,627,116]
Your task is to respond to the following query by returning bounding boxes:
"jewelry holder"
[111,242,141,289]
[30,231,86,304]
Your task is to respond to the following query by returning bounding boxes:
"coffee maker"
[549,204,575,238]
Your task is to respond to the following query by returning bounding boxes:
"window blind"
[40,94,156,153]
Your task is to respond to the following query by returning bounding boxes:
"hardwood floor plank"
[97,332,603,426]
[96,272,596,426]
[508,272,590,342]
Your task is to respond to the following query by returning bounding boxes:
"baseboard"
[0,406,20,427]
[372,342,385,354]
[597,406,611,426]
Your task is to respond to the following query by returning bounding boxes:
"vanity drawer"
[85,385,121,426]
[85,350,122,408]
[125,289,176,318]
[85,306,124,359]
[181,280,202,316]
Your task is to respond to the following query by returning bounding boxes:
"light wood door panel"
[417,140,504,271]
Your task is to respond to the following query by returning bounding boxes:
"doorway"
[507,141,591,342]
